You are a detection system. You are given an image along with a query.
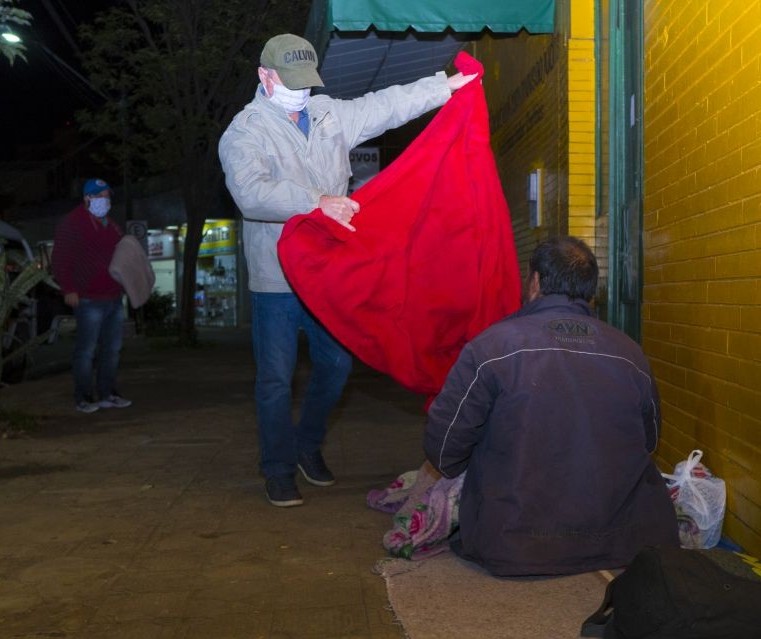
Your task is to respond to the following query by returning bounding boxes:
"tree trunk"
[178,212,203,345]
[177,156,223,345]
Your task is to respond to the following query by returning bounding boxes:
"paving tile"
[268,571,366,610]
[269,603,370,639]
[129,548,208,573]
[110,569,202,593]
[78,619,182,639]
[0,582,45,621]
[368,623,407,639]
[0,600,96,637]
[16,556,122,599]
[89,590,191,625]
[177,612,273,639]
[182,578,274,616]
[0,329,423,637]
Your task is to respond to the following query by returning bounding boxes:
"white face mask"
[88,197,111,218]
[269,83,310,113]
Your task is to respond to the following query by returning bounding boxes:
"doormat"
[377,552,613,639]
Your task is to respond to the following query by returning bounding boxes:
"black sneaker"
[297,450,336,487]
[265,475,303,507]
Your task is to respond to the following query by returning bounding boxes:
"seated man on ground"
[424,236,679,576]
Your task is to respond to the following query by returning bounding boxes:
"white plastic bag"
[661,449,726,549]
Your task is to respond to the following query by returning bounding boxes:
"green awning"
[324,0,555,34]
[305,0,555,99]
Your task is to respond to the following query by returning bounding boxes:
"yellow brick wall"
[472,30,565,267]
[568,0,597,248]
[469,0,597,271]
[643,1,761,554]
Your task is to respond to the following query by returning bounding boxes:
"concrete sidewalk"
[0,328,428,638]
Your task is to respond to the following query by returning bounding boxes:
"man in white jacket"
[219,33,474,507]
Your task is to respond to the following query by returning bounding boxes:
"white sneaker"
[76,400,100,414]
[98,394,132,409]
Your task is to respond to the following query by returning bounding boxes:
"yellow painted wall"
[469,0,598,274]
[472,30,565,266]
[568,0,597,247]
[643,1,761,554]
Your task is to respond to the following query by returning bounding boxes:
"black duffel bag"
[581,545,761,638]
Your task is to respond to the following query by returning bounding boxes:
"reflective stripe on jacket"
[424,294,679,576]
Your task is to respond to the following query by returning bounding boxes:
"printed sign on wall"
[349,146,379,194]
[126,220,148,253]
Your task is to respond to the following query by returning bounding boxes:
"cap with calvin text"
[260,34,323,90]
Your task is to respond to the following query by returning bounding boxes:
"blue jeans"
[72,298,124,403]
[251,292,352,479]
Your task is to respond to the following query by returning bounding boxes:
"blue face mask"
[88,197,111,218]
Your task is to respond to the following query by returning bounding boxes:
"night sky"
[1,0,113,160]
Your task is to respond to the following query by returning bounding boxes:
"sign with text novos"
[349,146,379,194]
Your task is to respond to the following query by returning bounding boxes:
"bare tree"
[78,0,310,343]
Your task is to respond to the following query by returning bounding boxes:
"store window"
[185,220,238,327]
[147,229,177,298]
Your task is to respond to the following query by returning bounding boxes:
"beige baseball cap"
[260,34,324,90]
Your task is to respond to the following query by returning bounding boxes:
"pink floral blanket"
[367,469,465,560]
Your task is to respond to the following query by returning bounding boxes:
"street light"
[1,30,21,43]
[4,29,109,101]
[0,0,31,58]
[1,23,27,65]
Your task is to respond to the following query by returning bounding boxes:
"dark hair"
[528,236,598,301]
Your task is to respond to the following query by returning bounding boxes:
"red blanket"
[278,52,521,397]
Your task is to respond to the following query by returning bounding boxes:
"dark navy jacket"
[424,294,679,576]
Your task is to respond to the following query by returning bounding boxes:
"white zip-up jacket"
[218,74,452,293]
